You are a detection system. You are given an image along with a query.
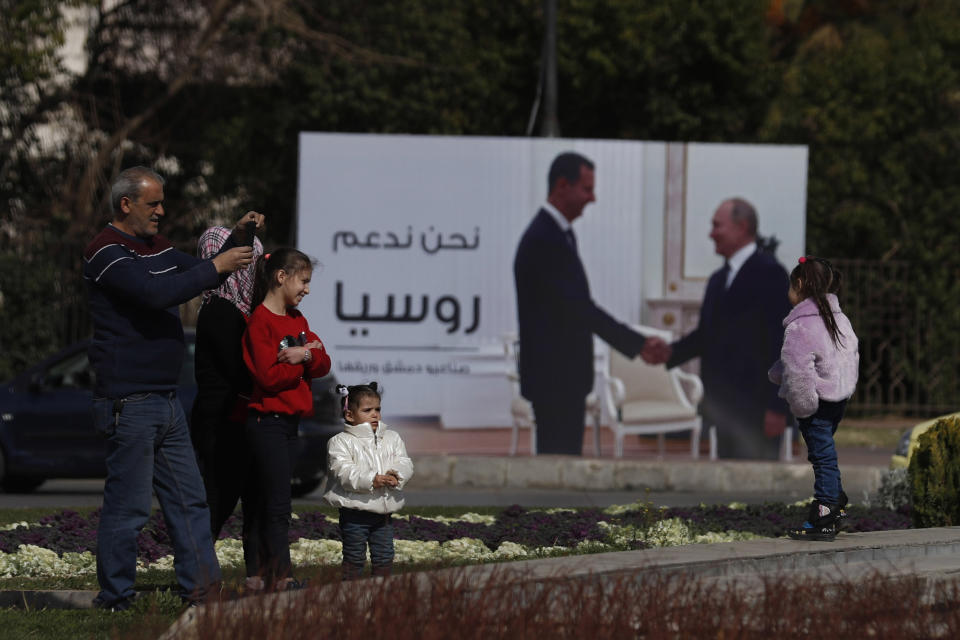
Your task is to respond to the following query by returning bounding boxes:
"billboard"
[296,134,807,423]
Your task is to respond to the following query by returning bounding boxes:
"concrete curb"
[158,527,960,640]
[408,455,888,496]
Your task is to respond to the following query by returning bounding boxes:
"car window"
[45,349,95,389]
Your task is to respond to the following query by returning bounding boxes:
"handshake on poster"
[640,336,672,365]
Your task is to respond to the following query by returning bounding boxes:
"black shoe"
[835,490,849,532]
[283,578,308,591]
[92,594,134,612]
[787,500,839,541]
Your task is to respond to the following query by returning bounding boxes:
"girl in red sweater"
[242,248,331,589]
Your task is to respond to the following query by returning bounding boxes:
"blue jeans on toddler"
[798,399,848,505]
[339,508,394,577]
[94,392,221,606]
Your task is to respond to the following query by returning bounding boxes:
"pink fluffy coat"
[768,294,859,418]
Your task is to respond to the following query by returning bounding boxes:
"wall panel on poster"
[296,134,807,425]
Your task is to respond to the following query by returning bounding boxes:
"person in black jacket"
[657,198,792,460]
[513,152,663,456]
[191,225,265,589]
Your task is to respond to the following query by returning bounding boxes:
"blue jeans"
[340,508,395,570]
[94,392,221,604]
[798,399,848,505]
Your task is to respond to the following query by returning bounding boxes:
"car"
[0,330,343,496]
[890,411,960,469]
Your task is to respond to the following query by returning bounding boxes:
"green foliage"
[907,417,960,527]
[4,0,960,394]
[0,251,64,381]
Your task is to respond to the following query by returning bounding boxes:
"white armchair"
[503,334,602,456]
[602,325,705,459]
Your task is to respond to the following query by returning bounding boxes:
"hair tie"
[798,256,806,263]
[335,384,349,412]
[264,253,271,261]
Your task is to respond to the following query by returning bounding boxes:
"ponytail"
[790,257,845,348]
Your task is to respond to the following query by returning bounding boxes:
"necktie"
[564,228,577,252]
[721,261,732,289]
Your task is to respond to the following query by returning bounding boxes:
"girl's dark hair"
[790,256,845,347]
[251,247,315,309]
[337,382,382,419]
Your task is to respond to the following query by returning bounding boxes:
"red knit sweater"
[242,305,332,416]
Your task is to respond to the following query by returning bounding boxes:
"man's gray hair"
[728,197,758,238]
[111,166,164,214]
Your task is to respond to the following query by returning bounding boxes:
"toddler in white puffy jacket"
[324,382,413,579]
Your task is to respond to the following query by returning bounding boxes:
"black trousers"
[532,395,587,455]
[191,295,261,574]
[246,411,299,583]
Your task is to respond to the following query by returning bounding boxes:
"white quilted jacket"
[323,421,414,514]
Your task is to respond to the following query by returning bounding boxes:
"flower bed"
[0,502,912,578]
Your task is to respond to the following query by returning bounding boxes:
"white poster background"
[297,134,647,417]
[296,134,806,422]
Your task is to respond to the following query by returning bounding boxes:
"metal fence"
[833,258,960,417]
[2,239,958,415]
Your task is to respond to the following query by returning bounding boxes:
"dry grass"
[132,565,960,640]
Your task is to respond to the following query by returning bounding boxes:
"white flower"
[215,538,247,569]
[643,518,694,547]
[492,541,529,559]
[575,540,614,553]
[440,538,492,561]
[0,545,95,578]
[394,539,441,564]
[693,530,763,544]
[392,513,496,526]
[290,539,343,566]
[602,501,663,517]
[146,555,175,571]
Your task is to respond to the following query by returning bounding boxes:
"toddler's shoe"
[835,490,849,532]
[788,499,839,541]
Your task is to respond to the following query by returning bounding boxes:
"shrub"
[908,417,960,527]
[875,468,911,511]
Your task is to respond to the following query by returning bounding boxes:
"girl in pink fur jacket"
[768,257,859,541]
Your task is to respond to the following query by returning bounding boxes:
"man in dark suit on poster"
[657,198,792,460]
[513,151,662,456]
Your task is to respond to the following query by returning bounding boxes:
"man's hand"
[212,246,254,274]
[764,410,787,438]
[234,211,266,243]
[640,337,672,365]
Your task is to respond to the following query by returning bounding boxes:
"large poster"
[296,134,807,422]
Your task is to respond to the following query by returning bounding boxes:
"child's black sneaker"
[835,490,849,532]
[788,500,839,541]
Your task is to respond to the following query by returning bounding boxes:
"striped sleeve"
[85,244,219,310]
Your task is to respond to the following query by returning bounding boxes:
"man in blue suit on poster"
[657,198,792,460]
[513,152,664,456]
